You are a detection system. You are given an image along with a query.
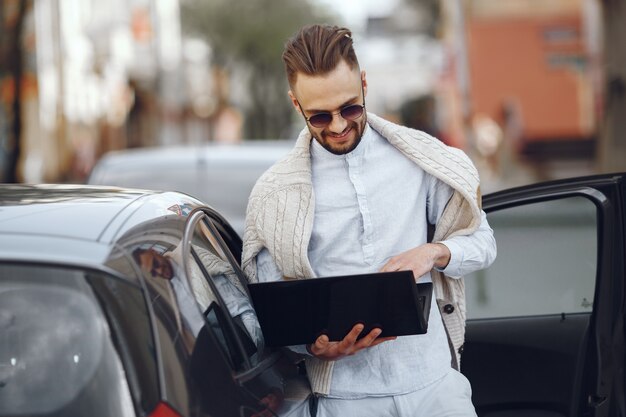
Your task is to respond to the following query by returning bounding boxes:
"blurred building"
[0,1,37,183]
[6,0,231,183]
[345,0,448,139]
[440,0,602,163]
[7,0,610,183]
[27,0,192,182]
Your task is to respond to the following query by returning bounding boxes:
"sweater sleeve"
[428,176,497,278]
[438,210,496,278]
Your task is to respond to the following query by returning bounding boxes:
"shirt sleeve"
[256,248,283,283]
[427,176,497,279]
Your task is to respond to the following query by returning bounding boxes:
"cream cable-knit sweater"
[242,113,483,396]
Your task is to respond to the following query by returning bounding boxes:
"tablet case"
[248,271,432,347]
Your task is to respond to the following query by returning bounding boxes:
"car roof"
[87,142,293,234]
[0,184,203,265]
[0,185,153,240]
[88,141,293,179]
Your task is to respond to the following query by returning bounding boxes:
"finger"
[310,334,329,355]
[380,259,399,272]
[346,323,365,341]
[410,268,424,281]
[355,328,382,348]
[337,324,364,352]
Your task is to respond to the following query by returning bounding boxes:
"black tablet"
[248,271,432,347]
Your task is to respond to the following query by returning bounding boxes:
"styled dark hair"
[282,24,359,88]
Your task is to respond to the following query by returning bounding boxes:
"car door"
[461,173,626,417]
[182,208,311,417]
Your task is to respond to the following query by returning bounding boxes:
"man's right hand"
[306,324,396,361]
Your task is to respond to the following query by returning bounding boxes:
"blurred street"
[0,0,624,190]
[476,150,598,194]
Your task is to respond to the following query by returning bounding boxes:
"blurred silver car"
[87,141,292,234]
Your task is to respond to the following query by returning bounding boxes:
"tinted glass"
[187,216,264,369]
[133,242,201,417]
[89,263,159,413]
[134,243,205,347]
[465,196,597,319]
[0,265,135,417]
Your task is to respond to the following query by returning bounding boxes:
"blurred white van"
[87,141,292,234]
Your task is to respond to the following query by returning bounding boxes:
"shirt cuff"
[434,240,463,278]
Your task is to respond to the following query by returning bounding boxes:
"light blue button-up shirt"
[257,124,495,398]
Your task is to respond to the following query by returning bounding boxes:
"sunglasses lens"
[341,105,364,121]
[309,113,332,128]
[306,104,364,128]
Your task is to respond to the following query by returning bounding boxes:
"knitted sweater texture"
[242,113,483,395]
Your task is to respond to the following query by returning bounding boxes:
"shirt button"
[443,304,455,314]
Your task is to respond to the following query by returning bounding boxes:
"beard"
[309,114,367,155]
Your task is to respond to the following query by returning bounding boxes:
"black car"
[462,173,625,417]
[0,185,309,417]
[0,173,625,417]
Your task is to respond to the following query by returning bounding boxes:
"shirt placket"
[346,155,375,265]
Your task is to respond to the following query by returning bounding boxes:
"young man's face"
[289,60,367,155]
[139,250,174,280]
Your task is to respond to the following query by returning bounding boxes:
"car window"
[0,264,136,417]
[133,242,205,347]
[90,258,160,413]
[465,196,597,319]
[133,241,209,416]
[185,213,264,370]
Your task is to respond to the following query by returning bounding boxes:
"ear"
[288,90,301,114]
[361,70,368,97]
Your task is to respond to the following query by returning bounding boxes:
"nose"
[327,112,348,133]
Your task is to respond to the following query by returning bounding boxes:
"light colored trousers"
[292,369,477,417]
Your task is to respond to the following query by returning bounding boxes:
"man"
[134,246,263,347]
[133,247,207,337]
[242,24,496,416]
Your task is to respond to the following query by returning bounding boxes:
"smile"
[327,127,352,140]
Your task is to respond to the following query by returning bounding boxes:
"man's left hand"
[380,243,451,279]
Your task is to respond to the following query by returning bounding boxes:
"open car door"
[462,173,626,417]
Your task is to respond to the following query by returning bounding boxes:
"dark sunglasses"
[297,84,366,128]
[303,103,365,128]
